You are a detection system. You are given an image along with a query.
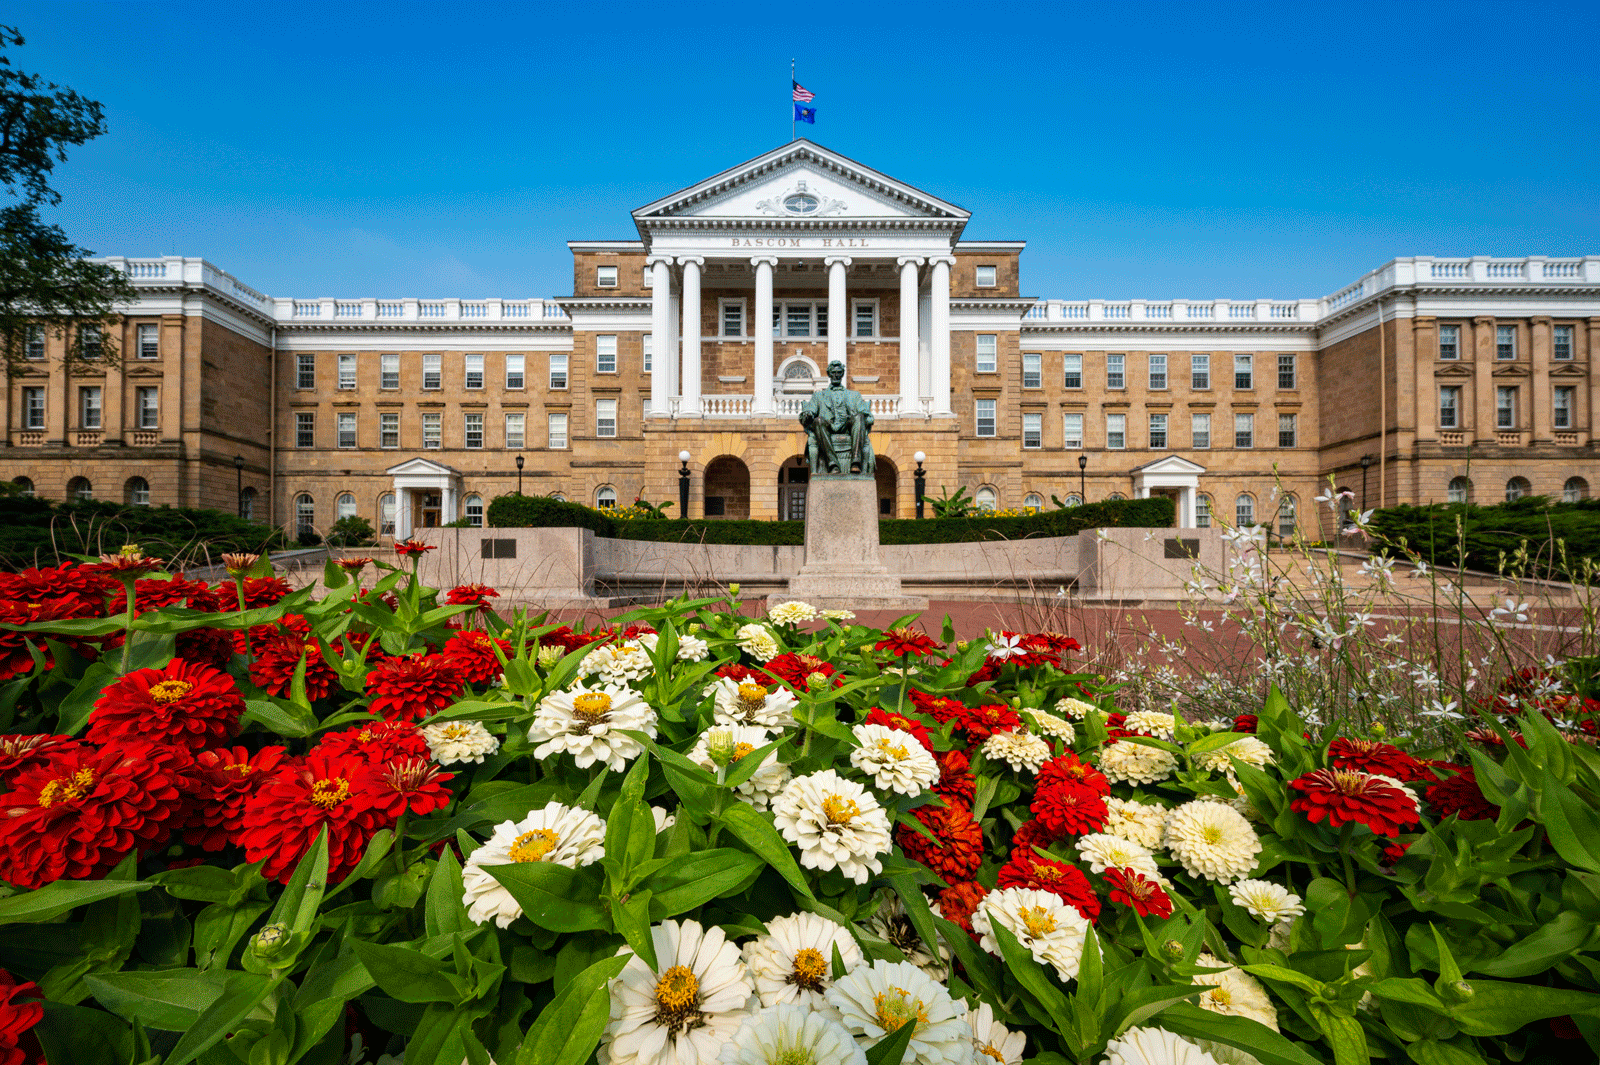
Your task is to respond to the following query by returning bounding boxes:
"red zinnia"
[0,968,43,1065]
[365,655,464,722]
[0,735,84,789]
[88,658,245,752]
[0,598,103,680]
[1024,631,1081,655]
[0,741,186,888]
[864,708,934,751]
[934,881,988,935]
[1425,767,1498,822]
[1232,714,1258,734]
[444,583,500,609]
[896,802,984,881]
[239,750,382,883]
[714,662,770,685]
[1381,840,1412,866]
[135,575,223,614]
[875,627,941,657]
[1288,767,1421,837]
[932,748,975,806]
[1031,784,1110,837]
[539,625,599,654]
[317,720,431,764]
[230,577,292,609]
[1327,738,1428,783]
[0,563,113,618]
[183,745,291,851]
[908,690,967,724]
[176,626,236,671]
[440,630,513,687]
[1036,751,1110,797]
[250,634,339,701]
[1103,866,1173,918]
[953,704,1022,746]
[764,653,842,690]
[393,540,436,558]
[369,758,455,819]
[998,848,1101,922]
[1012,818,1063,853]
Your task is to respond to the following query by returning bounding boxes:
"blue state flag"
[794,103,816,124]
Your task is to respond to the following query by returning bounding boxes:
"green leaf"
[426,847,473,938]
[863,1018,917,1065]
[1537,767,1600,874]
[323,829,395,902]
[1449,979,1600,1037]
[486,862,610,932]
[986,918,1072,1033]
[1406,1038,1493,1065]
[240,697,317,739]
[162,971,275,1065]
[33,1001,134,1065]
[884,871,943,982]
[0,877,150,925]
[84,968,235,1031]
[516,952,632,1065]
[717,802,815,902]
[613,890,658,972]
[1472,909,1594,978]
[1158,1002,1326,1065]
[351,938,466,1005]
[266,824,330,935]
[644,848,764,918]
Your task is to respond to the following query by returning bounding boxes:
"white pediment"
[385,457,461,478]
[1130,455,1208,476]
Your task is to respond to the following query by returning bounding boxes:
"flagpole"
[790,59,795,141]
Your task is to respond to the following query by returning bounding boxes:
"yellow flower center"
[736,682,768,717]
[652,965,704,1034]
[788,948,828,991]
[731,742,756,761]
[980,1046,1007,1062]
[222,763,255,777]
[508,828,561,863]
[1209,988,1234,1006]
[872,988,929,1033]
[874,737,910,760]
[570,692,613,735]
[1202,825,1225,844]
[38,767,95,807]
[148,679,194,704]
[1018,904,1058,938]
[310,777,350,808]
[822,793,860,825]
[440,723,473,740]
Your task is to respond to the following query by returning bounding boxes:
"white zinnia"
[964,1001,1025,1065]
[864,896,948,981]
[736,623,781,662]
[1103,797,1168,849]
[771,770,893,884]
[1098,740,1179,785]
[973,887,1091,982]
[1025,710,1076,744]
[581,641,653,684]
[741,912,861,1017]
[1074,833,1162,879]
[1102,1027,1223,1065]
[1055,696,1097,719]
[530,682,658,772]
[717,1004,867,1065]
[1193,953,1280,1030]
[850,724,940,795]
[651,806,676,834]
[707,675,798,729]
[767,600,820,625]
[689,725,791,810]
[462,803,605,928]
[420,719,501,765]
[824,959,972,1065]
[821,609,855,621]
[637,632,711,662]
[1227,879,1306,922]
[1164,801,1262,883]
[1123,710,1178,739]
[599,919,756,1065]
[1193,736,1276,774]
[981,728,1051,774]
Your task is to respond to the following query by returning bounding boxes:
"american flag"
[792,81,815,103]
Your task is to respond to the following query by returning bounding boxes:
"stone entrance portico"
[386,457,463,539]
[1131,455,1207,528]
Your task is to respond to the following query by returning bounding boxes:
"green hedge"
[1368,495,1600,580]
[0,496,287,571]
[487,494,1173,546]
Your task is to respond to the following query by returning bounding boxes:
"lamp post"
[678,451,691,520]
[913,451,926,519]
[1360,453,1373,513]
[1078,453,1088,503]
[515,454,525,496]
[233,454,244,517]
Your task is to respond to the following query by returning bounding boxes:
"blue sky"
[11,0,1600,302]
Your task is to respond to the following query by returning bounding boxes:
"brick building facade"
[4,141,1598,540]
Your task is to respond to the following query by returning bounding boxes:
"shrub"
[486,493,616,536]
[616,518,805,545]
[0,495,286,570]
[325,515,377,547]
[1368,495,1600,579]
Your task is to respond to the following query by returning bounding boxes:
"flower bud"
[705,729,738,768]
[805,671,829,691]
[1161,939,1184,960]
[728,582,742,597]
[1440,979,1474,1003]
[536,644,564,669]
[250,923,293,960]
[222,552,260,576]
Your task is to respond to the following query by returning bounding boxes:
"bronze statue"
[799,360,875,475]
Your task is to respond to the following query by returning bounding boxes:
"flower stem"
[1338,822,1357,897]
[119,579,137,674]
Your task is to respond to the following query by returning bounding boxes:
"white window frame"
[852,299,878,338]
[24,326,45,360]
[548,412,568,449]
[1233,353,1253,390]
[336,493,357,521]
[1063,413,1083,449]
[1023,493,1043,512]
[1063,353,1083,389]
[596,265,618,288]
[380,493,396,535]
[137,323,159,360]
[338,354,357,390]
[1191,353,1210,390]
[505,354,525,389]
[465,495,484,528]
[380,353,400,390]
[1447,478,1469,504]
[1278,412,1297,448]
[1107,354,1125,390]
[465,353,485,389]
[1022,352,1042,389]
[975,398,996,437]
[549,353,569,390]
[1496,325,1516,360]
[1553,324,1574,361]
[1439,386,1460,429]
[1234,412,1254,448]
[1191,412,1211,449]
[505,412,525,448]
[129,478,150,506]
[1277,353,1296,390]
[295,412,314,448]
[596,399,617,438]
[296,353,315,389]
[1022,412,1042,449]
[1196,494,1212,528]
[79,386,102,429]
[976,335,998,374]
[719,300,746,338]
[1554,386,1575,430]
[643,334,653,374]
[80,324,102,360]
[1496,386,1517,428]
[974,486,998,511]
[596,485,617,508]
[464,413,484,449]
[136,386,159,429]
[380,412,399,449]
[22,387,44,429]
[423,353,442,390]
[337,411,357,449]
[975,265,997,288]
[777,301,828,338]
[1236,494,1255,527]
[1149,413,1167,448]
[422,412,441,449]
[1148,354,1168,390]
[596,335,618,373]
[1278,495,1297,538]
[1439,324,1460,360]
[1106,413,1126,449]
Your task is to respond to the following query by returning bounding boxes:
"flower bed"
[0,545,1597,1064]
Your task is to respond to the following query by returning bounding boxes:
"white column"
[396,488,411,539]
[648,255,673,417]
[929,256,954,415]
[442,484,457,524]
[751,256,778,415]
[897,257,923,413]
[679,256,704,416]
[1180,486,1194,528]
[825,255,852,374]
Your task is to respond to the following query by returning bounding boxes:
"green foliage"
[929,484,975,518]
[0,494,285,570]
[485,493,617,536]
[325,515,377,547]
[1368,495,1600,580]
[613,518,804,545]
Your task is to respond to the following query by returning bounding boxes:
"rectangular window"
[336,412,356,448]
[380,353,400,390]
[975,398,996,437]
[25,326,45,360]
[1149,354,1167,390]
[1063,354,1083,389]
[785,304,812,338]
[1149,413,1167,448]
[643,335,653,374]
[1022,352,1042,388]
[1277,353,1296,389]
[505,354,525,389]
[549,354,568,389]
[380,412,399,449]
[422,413,441,449]
[1107,354,1125,389]
[1554,386,1575,429]
[1106,413,1126,449]
[596,265,617,288]
[548,412,568,449]
[1234,412,1253,448]
[296,353,315,389]
[1496,387,1516,428]
[596,399,617,438]
[136,386,159,429]
[137,323,159,359]
[79,386,102,429]
[505,412,525,448]
[465,353,484,389]
[338,354,357,390]
[1278,412,1297,447]
[1192,413,1211,449]
[854,301,875,338]
[1022,412,1042,448]
[80,325,102,360]
[1439,385,1461,428]
[1191,354,1210,390]
[1497,325,1516,360]
[976,335,997,373]
[1439,324,1460,360]
[1234,353,1253,389]
[295,412,314,448]
[1554,324,1575,361]
[22,387,44,429]
[722,302,744,337]
[596,336,617,373]
[464,413,483,448]
[1062,413,1083,449]
[975,265,997,287]
[423,354,441,390]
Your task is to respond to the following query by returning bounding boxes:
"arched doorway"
[703,456,750,519]
[875,457,898,517]
[778,455,809,521]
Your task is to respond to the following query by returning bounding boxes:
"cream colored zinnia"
[1024,709,1076,744]
[530,682,658,771]
[462,803,606,928]
[981,728,1052,774]
[1103,797,1169,849]
[599,919,756,1065]
[767,600,820,625]
[580,641,653,684]
[1102,1027,1224,1065]
[741,911,861,1018]
[1098,739,1179,785]
[736,623,781,662]
[717,1004,867,1065]
[688,724,791,810]
[1123,710,1178,739]
[1074,833,1162,879]
[1194,736,1276,774]
[1227,879,1305,922]
[850,723,940,795]
[824,959,972,1065]
[972,887,1091,982]
[771,770,892,883]
[708,675,798,729]
[965,1000,1026,1064]
[1055,696,1097,719]
[420,719,501,765]
[1164,801,1262,883]
[1193,952,1280,1030]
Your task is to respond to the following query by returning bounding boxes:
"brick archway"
[703,455,750,519]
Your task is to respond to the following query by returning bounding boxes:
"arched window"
[1563,477,1588,503]
[125,477,150,506]
[1236,493,1256,527]
[465,494,484,527]
[11,477,33,497]
[1196,494,1212,528]
[335,493,357,521]
[974,486,997,512]
[294,493,315,538]
[1023,493,1043,513]
[596,486,617,509]
[238,487,256,521]
[1061,494,1082,508]
[1447,477,1470,504]
[1277,494,1296,538]
[379,493,396,536]
[551,493,566,503]
[1107,492,1125,502]
[1505,477,1532,502]
[66,476,92,502]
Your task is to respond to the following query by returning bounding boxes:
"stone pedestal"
[778,476,927,611]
